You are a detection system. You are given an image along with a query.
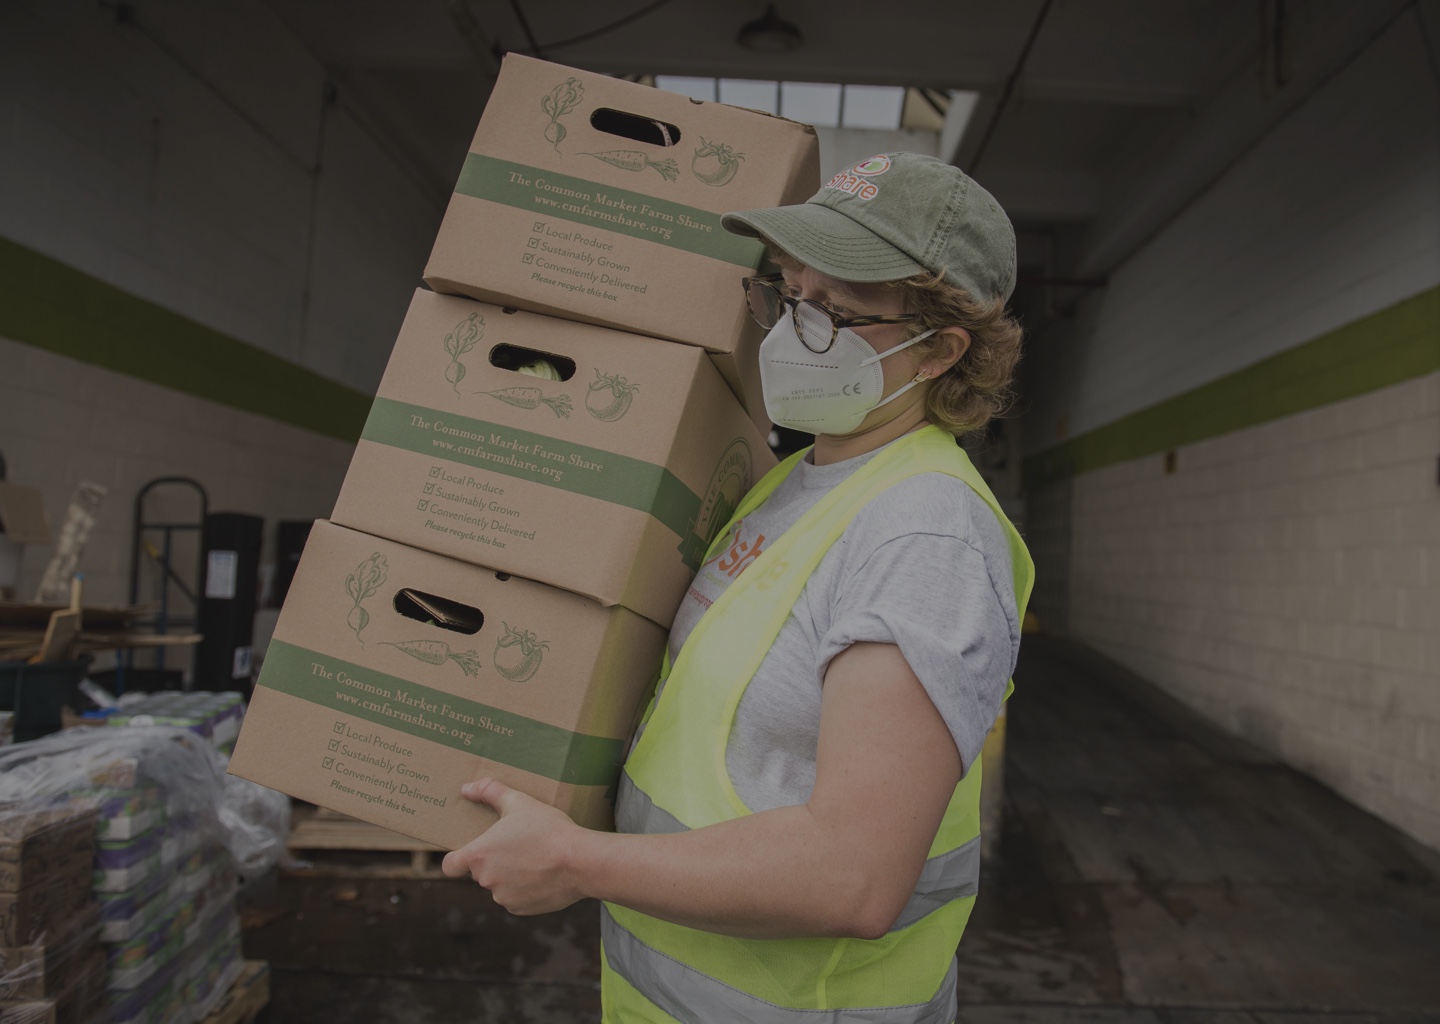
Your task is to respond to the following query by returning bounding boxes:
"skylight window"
[780,82,842,126]
[840,85,906,130]
[717,78,780,114]
[655,76,716,103]
[657,77,914,132]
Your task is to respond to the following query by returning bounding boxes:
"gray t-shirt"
[667,441,1021,812]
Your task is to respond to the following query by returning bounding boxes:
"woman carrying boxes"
[443,152,1034,1024]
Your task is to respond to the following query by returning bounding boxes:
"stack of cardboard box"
[0,806,106,1024]
[231,55,819,850]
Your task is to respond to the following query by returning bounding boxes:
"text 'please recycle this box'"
[330,288,774,629]
[228,521,667,850]
[423,53,820,427]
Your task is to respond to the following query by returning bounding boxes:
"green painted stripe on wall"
[1023,285,1440,489]
[0,235,372,442]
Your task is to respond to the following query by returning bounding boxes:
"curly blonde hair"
[764,246,1024,437]
[887,270,1024,437]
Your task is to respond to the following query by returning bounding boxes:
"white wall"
[0,0,447,643]
[1069,372,1440,848]
[0,0,442,396]
[1022,12,1440,849]
[1025,14,1440,454]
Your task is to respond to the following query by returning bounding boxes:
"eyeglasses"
[741,274,920,354]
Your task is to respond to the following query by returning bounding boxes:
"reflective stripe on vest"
[616,772,981,932]
[602,904,960,1024]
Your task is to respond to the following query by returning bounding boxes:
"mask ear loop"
[857,327,936,367]
[866,328,942,413]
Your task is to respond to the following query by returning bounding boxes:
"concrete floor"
[240,635,1440,1023]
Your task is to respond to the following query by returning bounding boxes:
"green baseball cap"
[721,151,1016,302]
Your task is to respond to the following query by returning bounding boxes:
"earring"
[913,370,931,383]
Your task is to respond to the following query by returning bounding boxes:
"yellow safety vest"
[601,425,1034,1024]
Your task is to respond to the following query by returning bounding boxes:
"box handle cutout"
[590,108,681,147]
[489,344,576,382]
[393,589,484,635]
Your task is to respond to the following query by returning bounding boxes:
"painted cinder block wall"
[1022,14,1440,848]
[0,0,444,611]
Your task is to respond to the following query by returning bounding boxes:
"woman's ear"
[920,328,971,377]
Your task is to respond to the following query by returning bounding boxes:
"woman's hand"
[441,778,589,915]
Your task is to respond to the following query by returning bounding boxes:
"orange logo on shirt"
[709,525,766,579]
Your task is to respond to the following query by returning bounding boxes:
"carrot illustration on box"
[475,385,572,418]
[581,150,679,181]
[382,640,483,677]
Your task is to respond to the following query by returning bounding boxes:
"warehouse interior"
[0,0,1437,1021]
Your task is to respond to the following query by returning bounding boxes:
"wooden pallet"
[284,808,448,878]
[200,961,270,1024]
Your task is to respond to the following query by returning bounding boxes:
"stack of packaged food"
[105,694,244,756]
[0,724,288,1024]
[0,805,106,1023]
[85,784,241,1024]
[230,54,820,852]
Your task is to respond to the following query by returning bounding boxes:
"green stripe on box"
[453,154,763,268]
[0,235,371,442]
[260,640,625,786]
[1023,285,1440,488]
[362,397,704,551]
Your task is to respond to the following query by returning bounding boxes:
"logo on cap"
[823,155,892,201]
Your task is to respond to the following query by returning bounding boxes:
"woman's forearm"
[570,803,899,940]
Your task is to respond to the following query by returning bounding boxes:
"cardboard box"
[0,1001,53,1024]
[0,904,102,1001]
[229,522,667,850]
[0,809,96,894]
[0,483,50,592]
[424,53,819,425]
[331,289,774,629]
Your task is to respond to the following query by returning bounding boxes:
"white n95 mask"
[758,313,935,435]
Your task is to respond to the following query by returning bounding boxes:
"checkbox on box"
[521,253,534,264]
[527,237,540,248]
[322,757,334,769]
[327,738,340,751]
[429,466,441,478]
[417,499,429,511]
[533,221,546,232]
[334,721,346,734]
[423,483,435,494]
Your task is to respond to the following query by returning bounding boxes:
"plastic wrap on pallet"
[0,903,102,1001]
[0,726,289,879]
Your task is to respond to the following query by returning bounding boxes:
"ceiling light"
[737,4,803,52]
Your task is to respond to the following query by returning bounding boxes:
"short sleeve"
[812,479,1019,774]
